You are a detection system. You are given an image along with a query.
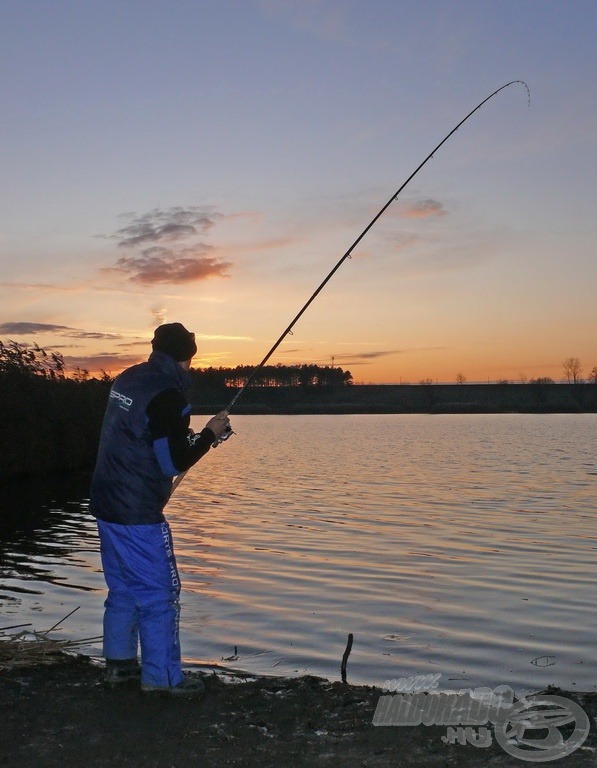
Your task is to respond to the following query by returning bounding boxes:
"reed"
[0,610,101,670]
[0,342,111,482]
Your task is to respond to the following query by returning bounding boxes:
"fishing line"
[172,80,530,495]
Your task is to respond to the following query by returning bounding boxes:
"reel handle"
[212,424,235,448]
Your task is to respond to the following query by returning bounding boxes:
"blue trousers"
[97,519,184,688]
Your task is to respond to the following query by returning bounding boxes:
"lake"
[1,414,595,693]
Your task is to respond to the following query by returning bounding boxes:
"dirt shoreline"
[1,655,595,767]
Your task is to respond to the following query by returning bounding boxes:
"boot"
[105,658,142,685]
[142,673,205,696]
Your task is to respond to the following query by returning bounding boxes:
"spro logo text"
[110,390,133,410]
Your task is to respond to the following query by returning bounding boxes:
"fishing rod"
[171,80,530,495]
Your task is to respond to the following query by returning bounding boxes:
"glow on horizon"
[1,2,595,385]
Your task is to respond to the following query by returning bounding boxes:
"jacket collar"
[148,350,191,391]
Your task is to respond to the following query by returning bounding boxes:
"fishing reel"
[212,424,235,448]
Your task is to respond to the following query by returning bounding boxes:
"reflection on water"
[1,415,595,691]
[0,472,102,633]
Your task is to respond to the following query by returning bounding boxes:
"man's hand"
[205,411,231,440]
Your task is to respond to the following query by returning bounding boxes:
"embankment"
[191,383,597,415]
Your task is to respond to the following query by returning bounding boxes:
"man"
[90,322,231,695]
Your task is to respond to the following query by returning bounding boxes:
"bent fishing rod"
[171,79,530,496]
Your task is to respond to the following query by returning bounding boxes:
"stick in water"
[0,623,33,632]
[341,632,354,683]
[41,606,80,636]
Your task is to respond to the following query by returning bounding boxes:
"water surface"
[1,414,595,692]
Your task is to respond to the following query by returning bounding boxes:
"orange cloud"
[63,353,144,377]
[101,205,233,285]
[396,198,447,219]
[109,246,231,285]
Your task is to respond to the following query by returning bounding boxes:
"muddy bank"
[1,656,595,768]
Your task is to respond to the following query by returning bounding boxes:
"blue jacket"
[90,351,213,525]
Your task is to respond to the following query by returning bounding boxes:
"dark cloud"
[111,245,230,285]
[0,322,122,340]
[46,344,84,349]
[274,347,447,366]
[112,207,219,248]
[348,350,403,360]
[74,331,123,340]
[273,349,403,365]
[330,350,403,365]
[331,347,447,365]
[0,321,72,335]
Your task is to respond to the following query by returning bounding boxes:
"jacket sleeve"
[146,389,214,476]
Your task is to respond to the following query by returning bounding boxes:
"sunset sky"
[1,0,595,384]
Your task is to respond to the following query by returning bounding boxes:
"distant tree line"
[420,358,597,386]
[190,363,353,389]
[561,357,597,384]
[522,358,596,385]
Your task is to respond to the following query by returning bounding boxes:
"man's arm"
[146,389,214,476]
